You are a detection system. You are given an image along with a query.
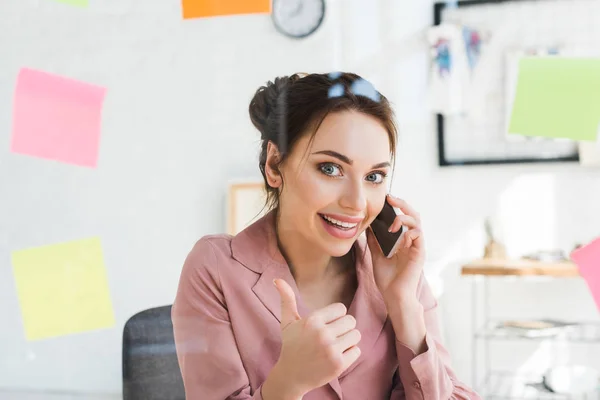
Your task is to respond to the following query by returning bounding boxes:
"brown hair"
[248,72,398,213]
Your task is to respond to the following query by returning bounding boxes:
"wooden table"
[461,258,580,277]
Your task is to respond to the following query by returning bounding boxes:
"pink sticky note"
[571,237,600,312]
[11,68,106,168]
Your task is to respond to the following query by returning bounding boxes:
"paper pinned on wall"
[11,68,106,168]
[11,237,115,341]
[571,237,600,313]
[508,57,600,142]
[182,0,271,19]
[54,0,88,7]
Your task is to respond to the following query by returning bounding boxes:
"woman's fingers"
[386,194,420,223]
[388,213,419,233]
[333,329,362,354]
[310,302,348,325]
[341,346,361,371]
[403,228,423,248]
[327,314,357,337]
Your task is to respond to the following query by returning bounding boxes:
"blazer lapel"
[231,210,311,322]
[338,237,388,379]
[250,250,343,398]
[252,261,311,322]
[231,211,387,399]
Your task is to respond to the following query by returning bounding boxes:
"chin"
[327,242,356,257]
[319,233,359,258]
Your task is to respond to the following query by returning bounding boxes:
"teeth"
[322,215,357,228]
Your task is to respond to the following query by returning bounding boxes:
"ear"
[265,141,283,188]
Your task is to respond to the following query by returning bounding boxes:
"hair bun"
[249,74,302,139]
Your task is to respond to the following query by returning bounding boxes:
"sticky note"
[54,0,88,7]
[508,57,600,142]
[182,0,271,19]
[11,237,115,341]
[11,68,106,168]
[571,237,600,312]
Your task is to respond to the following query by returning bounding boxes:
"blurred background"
[1,0,600,399]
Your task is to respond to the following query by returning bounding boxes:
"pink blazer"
[172,210,480,399]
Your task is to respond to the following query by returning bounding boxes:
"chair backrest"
[122,305,185,400]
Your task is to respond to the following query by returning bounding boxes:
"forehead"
[308,110,391,160]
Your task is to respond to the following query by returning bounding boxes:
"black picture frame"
[433,0,580,167]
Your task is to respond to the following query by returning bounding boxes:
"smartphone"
[370,199,405,258]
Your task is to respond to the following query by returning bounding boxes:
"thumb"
[273,279,301,330]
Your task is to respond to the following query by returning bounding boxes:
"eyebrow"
[312,150,391,169]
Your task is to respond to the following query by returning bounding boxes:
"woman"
[172,72,480,400]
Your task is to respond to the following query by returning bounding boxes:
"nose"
[340,179,367,212]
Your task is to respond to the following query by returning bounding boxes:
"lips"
[318,213,361,239]
[318,213,363,224]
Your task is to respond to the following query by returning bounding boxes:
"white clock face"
[272,0,325,38]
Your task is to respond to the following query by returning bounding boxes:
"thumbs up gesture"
[272,278,362,396]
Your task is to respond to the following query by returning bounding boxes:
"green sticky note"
[54,0,88,7]
[508,57,600,142]
[11,237,115,341]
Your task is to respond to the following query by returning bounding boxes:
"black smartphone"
[370,198,404,258]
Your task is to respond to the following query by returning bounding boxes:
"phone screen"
[370,200,404,258]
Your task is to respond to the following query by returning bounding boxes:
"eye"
[366,171,387,184]
[319,162,342,177]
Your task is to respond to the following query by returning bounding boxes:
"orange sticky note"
[11,68,106,168]
[571,237,600,313]
[182,0,271,19]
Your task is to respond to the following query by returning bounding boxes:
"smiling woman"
[171,72,481,400]
[249,73,397,260]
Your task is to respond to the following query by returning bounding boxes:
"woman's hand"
[366,194,426,303]
[269,279,362,397]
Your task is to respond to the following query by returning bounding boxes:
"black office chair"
[122,305,185,400]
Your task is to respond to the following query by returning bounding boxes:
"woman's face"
[275,110,391,257]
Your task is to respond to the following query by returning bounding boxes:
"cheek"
[367,193,386,219]
[294,170,333,204]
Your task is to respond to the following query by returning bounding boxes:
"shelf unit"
[462,258,600,399]
[479,371,573,399]
[475,320,600,343]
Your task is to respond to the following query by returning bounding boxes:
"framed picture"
[432,0,581,166]
[227,181,269,235]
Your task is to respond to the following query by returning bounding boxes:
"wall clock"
[272,0,326,39]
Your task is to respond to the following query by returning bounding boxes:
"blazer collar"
[231,210,389,399]
[231,209,286,273]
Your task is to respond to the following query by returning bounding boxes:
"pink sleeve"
[171,238,265,400]
[390,274,482,400]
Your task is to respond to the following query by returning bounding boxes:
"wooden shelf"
[461,258,579,277]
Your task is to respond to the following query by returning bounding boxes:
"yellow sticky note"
[11,237,115,341]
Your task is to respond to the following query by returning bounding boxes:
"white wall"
[1,0,599,397]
